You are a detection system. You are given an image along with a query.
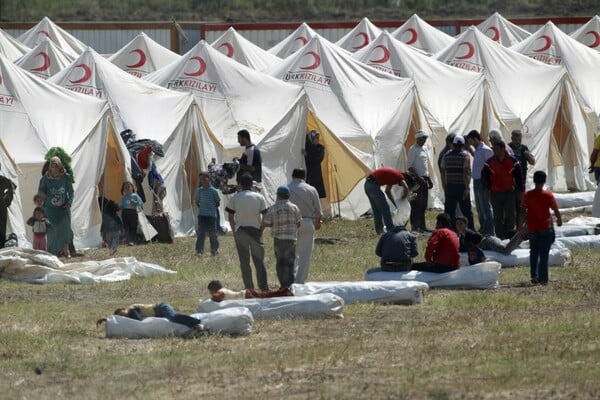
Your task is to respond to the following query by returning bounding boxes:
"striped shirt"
[263,200,301,240]
[442,149,470,185]
[195,185,220,217]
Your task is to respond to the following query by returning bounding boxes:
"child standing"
[100,199,124,257]
[120,181,144,246]
[195,172,220,256]
[27,206,51,251]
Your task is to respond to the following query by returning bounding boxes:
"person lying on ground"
[96,302,205,332]
[455,216,523,255]
[207,280,293,303]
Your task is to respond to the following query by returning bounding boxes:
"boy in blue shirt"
[195,171,220,256]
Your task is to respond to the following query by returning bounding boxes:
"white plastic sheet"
[105,307,253,338]
[555,235,600,249]
[0,248,175,284]
[365,261,502,289]
[291,280,428,305]
[197,293,344,319]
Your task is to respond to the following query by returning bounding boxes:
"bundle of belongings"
[120,129,173,243]
[207,158,240,194]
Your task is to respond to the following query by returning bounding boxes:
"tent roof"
[353,31,486,132]
[0,28,30,61]
[511,21,600,117]
[390,14,455,55]
[211,27,281,71]
[267,22,318,59]
[476,12,532,47]
[50,47,194,141]
[15,37,75,80]
[569,15,600,51]
[145,40,305,150]
[17,16,86,58]
[108,32,181,78]
[335,17,382,52]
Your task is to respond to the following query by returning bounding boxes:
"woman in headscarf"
[38,157,74,257]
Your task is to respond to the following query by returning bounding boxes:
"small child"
[468,232,488,265]
[120,181,144,246]
[100,199,124,257]
[27,206,51,251]
[207,280,292,303]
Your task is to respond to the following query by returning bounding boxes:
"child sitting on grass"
[207,280,293,302]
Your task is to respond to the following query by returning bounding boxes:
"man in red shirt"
[519,171,562,285]
[481,141,524,239]
[364,167,410,235]
[411,213,460,273]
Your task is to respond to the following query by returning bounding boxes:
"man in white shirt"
[226,173,269,291]
[407,130,433,232]
[466,130,495,236]
[288,168,322,284]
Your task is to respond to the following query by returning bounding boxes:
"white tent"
[265,35,424,217]
[512,21,600,123]
[0,53,121,249]
[15,37,75,80]
[145,40,309,205]
[49,48,215,236]
[476,12,532,47]
[390,14,455,55]
[267,22,317,59]
[335,17,382,52]
[569,15,600,51]
[18,16,86,58]
[211,27,282,71]
[0,28,30,61]
[435,26,596,191]
[108,32,181,78]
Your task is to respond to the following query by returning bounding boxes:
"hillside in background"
[0,0,598,23]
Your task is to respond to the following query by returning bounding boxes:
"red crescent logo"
[69,64,92,84]
[403,28,418,45]
[218,42,235,58]
[487,26,500,41]
[38,30,50,37]
[585,31,600,48]
[352,32,370,50]
[184,56,207,76]
[533,35,553,52]
[126,49,147,68]
[294,36,308,45]
[369,44,390,63]
[31,51,51,72]
[299,51,321,70]
[455,42,475,60]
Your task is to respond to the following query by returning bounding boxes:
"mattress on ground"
[555,235,600,249]
[290,281,428,305]
[104,307,253,338]
[554,191,594,208]
[364,261,501,289]
[197,293,344,319]
[460,247,571,267]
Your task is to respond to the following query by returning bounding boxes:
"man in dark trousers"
[364,167,410,235]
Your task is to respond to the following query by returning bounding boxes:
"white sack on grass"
[365,261,501,289]
[460,248,572,268]
[554,191,595,209]
[198,293,344,319]
[0,248,175,284]
[555,235,600,249]
[105,307,253,338]
[291,280,428,305]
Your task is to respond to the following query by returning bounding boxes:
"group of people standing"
[194,129,324,292]
[368,128,563,285]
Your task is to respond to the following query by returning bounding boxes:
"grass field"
[1,213,599,399]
